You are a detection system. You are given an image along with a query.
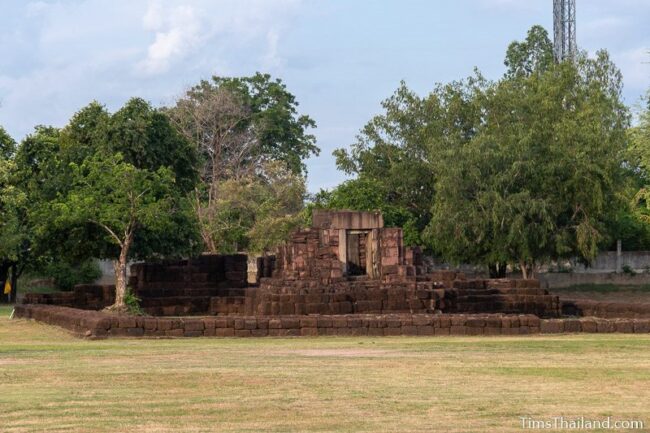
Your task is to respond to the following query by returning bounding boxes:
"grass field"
[1,305,650,433]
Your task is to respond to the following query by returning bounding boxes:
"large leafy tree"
[24,100,200,309]
[51,154,184,309]
[428,40,629,277]
[629,93,650,228]
[167,73,317,253]
[210,73,319,175]
[332,83,437,246]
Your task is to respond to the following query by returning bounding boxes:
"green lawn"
[1,306,650,432]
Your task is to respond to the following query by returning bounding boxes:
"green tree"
[504,25,554,77]
[167,74,316,253]
[333,82,437,246]
[311,177,421,246]
[630,93,650,229]
[206,161,306,254]
[15,100,201,309]
[428,48,629,278]
[50,153,187,310]
[210,73,319,175]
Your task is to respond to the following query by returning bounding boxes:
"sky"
[1,0,649,193]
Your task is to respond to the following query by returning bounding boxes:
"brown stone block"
[203,328,216,336]
[466,318,486,328]
[295,303,307,315]
[339,302,353,314]
[368,327,384,336]
[412,315,433,327]
[484,326,501,335]
[527,316,540,327]
[257,318,269,329]
[279,303,295,315]
[306,303,328,315]
[451,316,466,326]
[467,327,484,336]
[233,318,245,330]
[349,327,368,336]
[434,327,450,336]
[383,327,402,336]
[348,318,362,328]
[109,327,129,337]
[269,318,282,329]
[118,317,137,328]
[184,319,205,331]
[143,318,157,331]
[214,317,229,328]
[170,318,183,329]
[301,327,319,336]
[417,326,434,335]
[235,330,252,337]
[449,326,467,335]
[400,325,417,336]
[317,317,333,328]
[278,329,301,337]
[596,319,615,333]
[540,320,563,334]
[634,319,650,333]
[244,319,257,330]
[386,318,401,328]
[281,318,301,329]
[563,319,582,333]
[300,317,318,328]
[332,317,348,328]
[615,320,634,333]
[580,319,598,333]
[183,330,203,337]
[203,318,216,329]
[251,329,269,337]
[439,316,451,328]
[165,329,184,337]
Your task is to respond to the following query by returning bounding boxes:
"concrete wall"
[568,251,650,274]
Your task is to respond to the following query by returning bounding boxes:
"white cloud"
[137,0,301,76]
[613,46,650,96]
[138,2,202,75]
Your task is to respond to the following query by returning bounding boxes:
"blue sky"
[1,0,649,192]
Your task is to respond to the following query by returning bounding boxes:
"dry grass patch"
[1,306,649,432]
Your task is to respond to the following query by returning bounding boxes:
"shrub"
[124,288,144,315]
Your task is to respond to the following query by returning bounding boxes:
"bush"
[42,259,102,291]
[124,288,144,315]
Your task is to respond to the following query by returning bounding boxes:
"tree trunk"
[111,235,132,310]
[520,260,529,280]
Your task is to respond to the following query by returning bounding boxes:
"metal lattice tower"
[553,0,577,62]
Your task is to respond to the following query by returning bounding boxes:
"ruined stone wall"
[22,284,115,310]
[15,304,650,339]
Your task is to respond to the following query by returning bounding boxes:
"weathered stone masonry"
[18,210,650,337]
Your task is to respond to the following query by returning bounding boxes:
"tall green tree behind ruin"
[428,31,629,277]
[167,73,315,254]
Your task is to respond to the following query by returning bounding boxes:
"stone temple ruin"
[18,210,650,337]
[17,210,576,336]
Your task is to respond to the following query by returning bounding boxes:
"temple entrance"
[346,230,368,276]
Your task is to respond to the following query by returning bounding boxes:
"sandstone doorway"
[346,230,369,276]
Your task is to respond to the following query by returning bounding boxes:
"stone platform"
[13,304,650,339]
